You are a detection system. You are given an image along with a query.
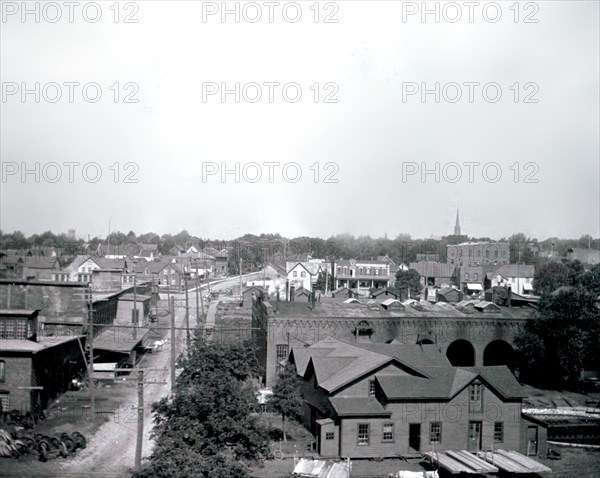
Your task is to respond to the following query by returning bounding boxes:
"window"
[171,278,176,285]
[0,360,5,382]
[382,423,394,442]
[343,267,348,275]
[325,432,335,440]
[357,424,369,445]
[368,380,376,397]
[375,268,379,275]
[476,250,481,257]
[465,273,469,280]
[337,266,341,275]
[473,273,478,281]
[276,344,289,373]
[469,383,483,412]
[293,271,297,277]
[163,269,168,275]
[430,422,442,444]
[359,267,364,275]
[366,268,370,275]
[494,422,504,443]
[301,271,306,278]
[0,392,9,412]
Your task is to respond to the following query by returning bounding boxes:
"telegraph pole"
[133,275,138,340]
[170,296,176,391]
[195,275,203,326]
[87,284,95,420]
[184,275,190,348]
[135,369,144,470]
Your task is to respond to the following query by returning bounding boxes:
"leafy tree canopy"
[133,336,268,478]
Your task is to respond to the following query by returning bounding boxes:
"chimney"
[507,284,512,308]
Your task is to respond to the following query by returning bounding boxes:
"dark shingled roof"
[329,397,391,417]
[377,365,523,401]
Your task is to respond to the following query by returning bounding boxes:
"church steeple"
[454,208,461,236]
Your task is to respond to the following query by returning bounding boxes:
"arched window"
[0,360,5,382]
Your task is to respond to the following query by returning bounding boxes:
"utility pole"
[87,284,95,421]
[170,296,176,391]
[239,256,243,296]
[135,369,144,470]
[111,367,167,472]
[195,275,203,326]
[206,267,211,296]
[153,275,159,320]
[184,275,190,348]
[133,275,138,340]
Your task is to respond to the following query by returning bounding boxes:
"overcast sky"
[1,1,599,241]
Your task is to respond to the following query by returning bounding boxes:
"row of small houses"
[283,256,537,300]
[0,245,232,292]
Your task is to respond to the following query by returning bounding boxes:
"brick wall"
[0,280,88,326]
[0,356,32,412]
[262,315,526,387]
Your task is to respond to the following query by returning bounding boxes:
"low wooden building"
[290,337,543,460]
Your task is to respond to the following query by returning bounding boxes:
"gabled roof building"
[289,337,546,461]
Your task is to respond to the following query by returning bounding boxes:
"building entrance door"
[468,421,482,452]
[409,424,421,452]
[527,426,538,456]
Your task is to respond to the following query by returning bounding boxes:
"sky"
[1,1,599,241]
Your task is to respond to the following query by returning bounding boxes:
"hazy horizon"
[2,1,599,240]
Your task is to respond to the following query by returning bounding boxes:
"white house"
[286,261,331,293]
[488,264,535,295]
[55,255,101,283]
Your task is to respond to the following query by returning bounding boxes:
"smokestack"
[507,284,512,308]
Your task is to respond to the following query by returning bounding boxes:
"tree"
[394,269,422,300]
[533,262,568,296]
[314,271,325,291]
[581,264,600,296]
[133,336,268,478]
[515,286,600,386]
[269,361,304,443]
[566,260,585,286]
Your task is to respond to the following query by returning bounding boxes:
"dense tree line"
[133,336,269,478]
[1,229,598,270]
[516,263,600,387]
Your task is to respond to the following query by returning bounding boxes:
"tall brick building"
[447,242,510,267]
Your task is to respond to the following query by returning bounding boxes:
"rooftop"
[0,335,84,353]
[270,300,535,320]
